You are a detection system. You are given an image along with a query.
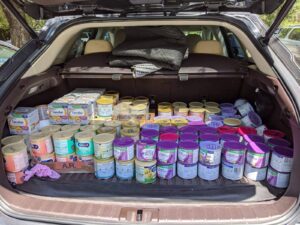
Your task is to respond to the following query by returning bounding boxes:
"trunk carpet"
[16,174,285,202]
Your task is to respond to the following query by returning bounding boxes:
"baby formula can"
[141,129,159,142]
[198,162,219,181]
[40,125,61,135]
[244,163,267,181]
[157,163,176,179]
[237,126,257,136]
[243,134,265,145]
[136,139,156,161]
[267,166,290,188]
[223,118,241,127]
[142,123,160,132]
[34,152,55,163]
[52,131,75,155]
[172,102,187,108]
[237,102,254,117]
[135,159,157,184]
[113,137,135,161]
[1,135,25,146]
[205,101,219,108]
[205,107,221,122]
[157,141,178,164]
[94,157,115,179]
[206,120,223,128]
[80,124,99,133]
[246,142,270,168]
[220,134,241,146]
[218,126,238,135]
[234,99,247,108]
[116,159,134,180]
[222,160,244,180]
[104,120,122,137]
[2,143,29,172]
[159,133,179,142]
[267,138,291,148]
[263,129,285,141]
[198,126,218,134]
[199,142,222,166]
[189,102,204,108]
[199,133,220,144]
[97,96,114,118]
[56,153,77,162]
[178,141,199,164]
[78,155,93,162]
[180,133,198,143]
[121,127,140,142]
[179,125,198,135]
[189,107,206,121]
[61,124,80,133]
[241,111,262,128]
[223,141,246,165]
[270,146,293,172]
[221,108,237,118]
[75,131,95,156]
[220,103,234,109]
[96,126,116,137]
[160,126,178,134]
[30,132,54,157]
[7,170,25,185]
[174,106,189,117]
[93,133,114,159]
[177,161,197,179]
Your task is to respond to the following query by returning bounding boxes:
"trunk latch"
[179,74,188,81]
[119,207,159,223]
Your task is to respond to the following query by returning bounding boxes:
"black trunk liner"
[16,174,285,202]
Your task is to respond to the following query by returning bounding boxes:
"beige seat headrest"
[186,34,202,51]
[114,30,126,47]
[84,40,112,55]
[192,40,223,55]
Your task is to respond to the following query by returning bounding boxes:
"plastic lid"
[218,126,238,134]
[141,129,159,138]
[1,135,24,146]
[205,106,221,114]
[93,133,115,143]
[179,125,198,134]
[104,120,121,127]
[179,141,198,150]
[180,133,198,141]
[157,141,177,149]
[113,137,134,147]
[52,130,74,140]
[199,133,219,142]
[238,126,257,136]
[137,139,157,146]
[248,111,262,127]
[220,133,240,142]
[206,120,223,128]
[205,102,219,107]
[198,126,218,134]
[61,124,80,132]
[40,125,61,133]
[200,141,222,151]
[2,143,27,155]
[222,108,237,115]
[268,137,291,147]
[160,133,179,141]
[172,102,187,108]
[223,141,246,151]
[186,116,203,122]
[223,118,241,127]
[263,129,285,138]
[189,102,204,108]
[220,103,234,109]
[209,115,224,122]
[97,126,116,134]
[247,142,271,154]
[243,134,265,144]
[75,131,95,140]
[273,146,293,157]
[160,126,178,134]
[80,124,100,132]
[97,96,113,104]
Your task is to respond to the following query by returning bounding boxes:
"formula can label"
[199,142,221,166]
[244,163,267,181]
[270,152,293,173]
[222,161,244,180]
[95,159,114,179]
[94,142,113,159]
[178,147,198,164]
[98,104,113,117]
[116,161,134,180]
[246,151,269,168]
[31,137,53,156]
[267,167,290,188]
[198,163,219,181]
[157,163,176,179]
[136,144,156,161]
[75,140,94,156]
[114,145,134,161]
[5,152,29,172]
[177,162,197,179]
[224,150,245,165]
[136,164,156,184]
[54,139,75,155]
[157,149,177,164]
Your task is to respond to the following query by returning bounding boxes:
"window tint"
[278,28,292,38]
[288,28,300,41]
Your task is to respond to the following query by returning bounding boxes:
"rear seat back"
[84,40,112,55]
[191,40,223,55]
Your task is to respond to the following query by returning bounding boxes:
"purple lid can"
[220,103,234,109]
[198,126,218,134]
[178,141,199,164]
[246,142,271,168]
[243,134,265,145]
[179,125,198,135]
[268,138,291,148]
[113,137,135,161]
[206,120,223,128]
[141,129,159,142]
[157,141,178,164]
[160,126,178,134]
[142,123,160,131]
[157,163,176,179]
[136,139,157,161]
[222,108,237,118]
[199,133,220,143]
[209,115,224,122]
[199,141,222,166]
[220,133,241,145]
[223,141,246,165]
[270,146,294,173]
[180,133,198,142]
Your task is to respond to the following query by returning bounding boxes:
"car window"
[278,28,292,38]
[288,28,300,41]
[0,44,17,65]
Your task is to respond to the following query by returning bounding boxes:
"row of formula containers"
[48,88,105,125]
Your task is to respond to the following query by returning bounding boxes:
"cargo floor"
[16,174,285,202]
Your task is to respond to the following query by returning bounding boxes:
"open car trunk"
[0,53,292,205]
